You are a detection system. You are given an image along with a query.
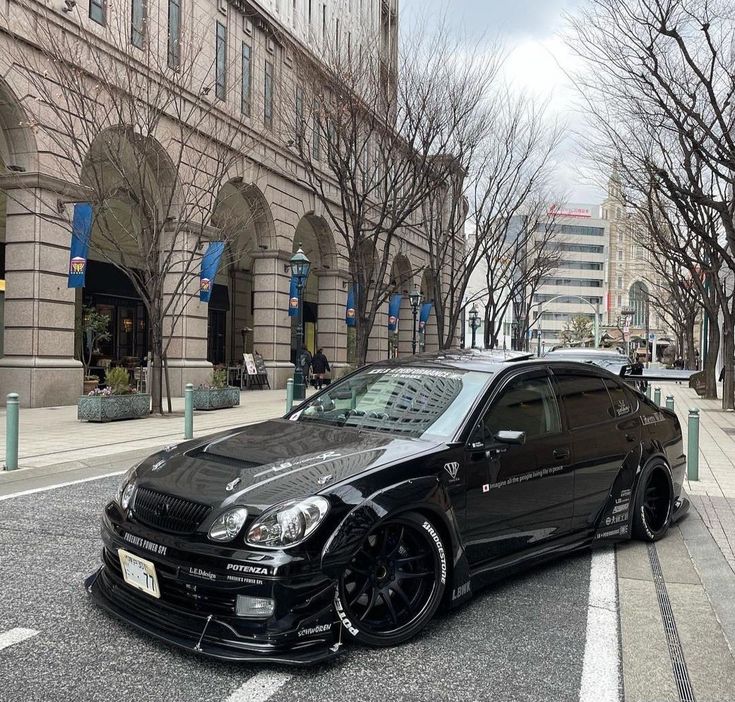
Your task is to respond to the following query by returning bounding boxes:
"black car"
[544,347,648,392]
[86,350,688,665]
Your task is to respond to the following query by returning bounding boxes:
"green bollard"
[666,395,674,411]
[654,387,661,406]
[645,384,651,400]
[184,383,193,440]
[687,407,700,481]
[286,379,294,413]
[4,393,19,471]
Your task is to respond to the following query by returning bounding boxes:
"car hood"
[133,419,444,510]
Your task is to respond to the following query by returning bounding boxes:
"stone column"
[367,298,389,362]
[0,174,83,407]
[397,295,413,357]
[251,249,292,388]
[317,269,349,379]
[162,223,214,396]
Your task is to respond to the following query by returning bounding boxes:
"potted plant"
[192,367,240,410]
[78,366,151,422]
[80,306,112,394]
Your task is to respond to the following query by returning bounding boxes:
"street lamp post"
[290,245,311,401]
[409,286,422,355]
[468,304,480,349]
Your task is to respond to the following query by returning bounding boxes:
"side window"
[483,376,561,440]
[603,378,637,417]
[556,374,614,428]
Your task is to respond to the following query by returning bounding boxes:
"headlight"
[120,482,136,510]
[246,497,330,548]
[208,507,249,542]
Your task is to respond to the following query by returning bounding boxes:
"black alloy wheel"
[335,511,447,647]
[632,462,673,542]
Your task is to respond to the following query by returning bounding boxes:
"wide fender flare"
[320,476,469,596]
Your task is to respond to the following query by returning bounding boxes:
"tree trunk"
[355,321,370,366]
[722,310,734,411]
[703,314,719,400]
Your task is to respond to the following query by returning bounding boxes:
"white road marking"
[225,672,292,702]
[0,628,39,651]
[0,471,125,501]
[579,547,621,702]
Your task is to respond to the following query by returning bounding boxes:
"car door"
[552,370,641,533]
[463,370,575,566]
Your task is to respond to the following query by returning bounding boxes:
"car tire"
[335,511,447,647]
[632,461,673,542]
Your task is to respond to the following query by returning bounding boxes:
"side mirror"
[494,430,526,446]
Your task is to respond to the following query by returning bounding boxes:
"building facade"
[602,170,672,359]
[532,204,609,349]
[0,0,449,407]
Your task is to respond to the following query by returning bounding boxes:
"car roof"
[546,348,624,357]
[369,349,619,377]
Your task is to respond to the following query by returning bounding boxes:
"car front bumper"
[85,504,342,666]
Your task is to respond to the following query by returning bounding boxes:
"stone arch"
[420,268,439,352]
[291,213,340,367]
[390,253,413,357]
[629,280,648,327]
[210,180,277,366]
[0,76,38,172]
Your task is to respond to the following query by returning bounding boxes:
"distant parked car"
[86,349,686,665]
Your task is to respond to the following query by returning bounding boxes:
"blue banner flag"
[288,276,300,317]
[388,293,402,331]
[67,203,93,288]
[199,241,226,302]
[419,301,433,332]
[345,284,357,327]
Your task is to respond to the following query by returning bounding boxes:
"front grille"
[132,487,211,534]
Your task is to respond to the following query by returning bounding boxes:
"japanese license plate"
[118,548,160,599]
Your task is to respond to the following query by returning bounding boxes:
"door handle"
[553,448,570,460]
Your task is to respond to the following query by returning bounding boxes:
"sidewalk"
[618,381,735,701]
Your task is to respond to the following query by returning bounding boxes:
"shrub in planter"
[78,366,150,422]
[192,368,240,410]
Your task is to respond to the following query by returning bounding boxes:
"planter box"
[192,386,240,410]
[78,394,151,422]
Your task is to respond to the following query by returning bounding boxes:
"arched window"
[629,281,648,326]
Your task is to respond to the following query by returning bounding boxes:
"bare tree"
[567,0,735,405]
[286,24,497,363]
[424,87,564,351]
[5,1,255,412]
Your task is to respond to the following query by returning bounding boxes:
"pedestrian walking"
[311,348,331,389]
[299,348,312,389]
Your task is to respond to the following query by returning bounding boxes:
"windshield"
[291,366,491,441]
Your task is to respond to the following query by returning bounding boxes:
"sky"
[400,0,607,205]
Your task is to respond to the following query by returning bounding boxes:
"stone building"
[602,169,672,358]
[0,0,448,407]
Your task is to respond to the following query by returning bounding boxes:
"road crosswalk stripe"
[579,547,621,702]
[225,672,292,702]
[0,628,39,651]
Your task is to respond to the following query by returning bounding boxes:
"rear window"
[555,374,614,428]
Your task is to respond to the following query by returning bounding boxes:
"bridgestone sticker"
[422,521,446,585]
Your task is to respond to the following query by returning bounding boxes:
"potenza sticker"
[334,593,359,636]
[421,521,447,585]
[226,563,271,576]
[444,462,460,481]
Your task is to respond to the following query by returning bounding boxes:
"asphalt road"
[0,474,593,702]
